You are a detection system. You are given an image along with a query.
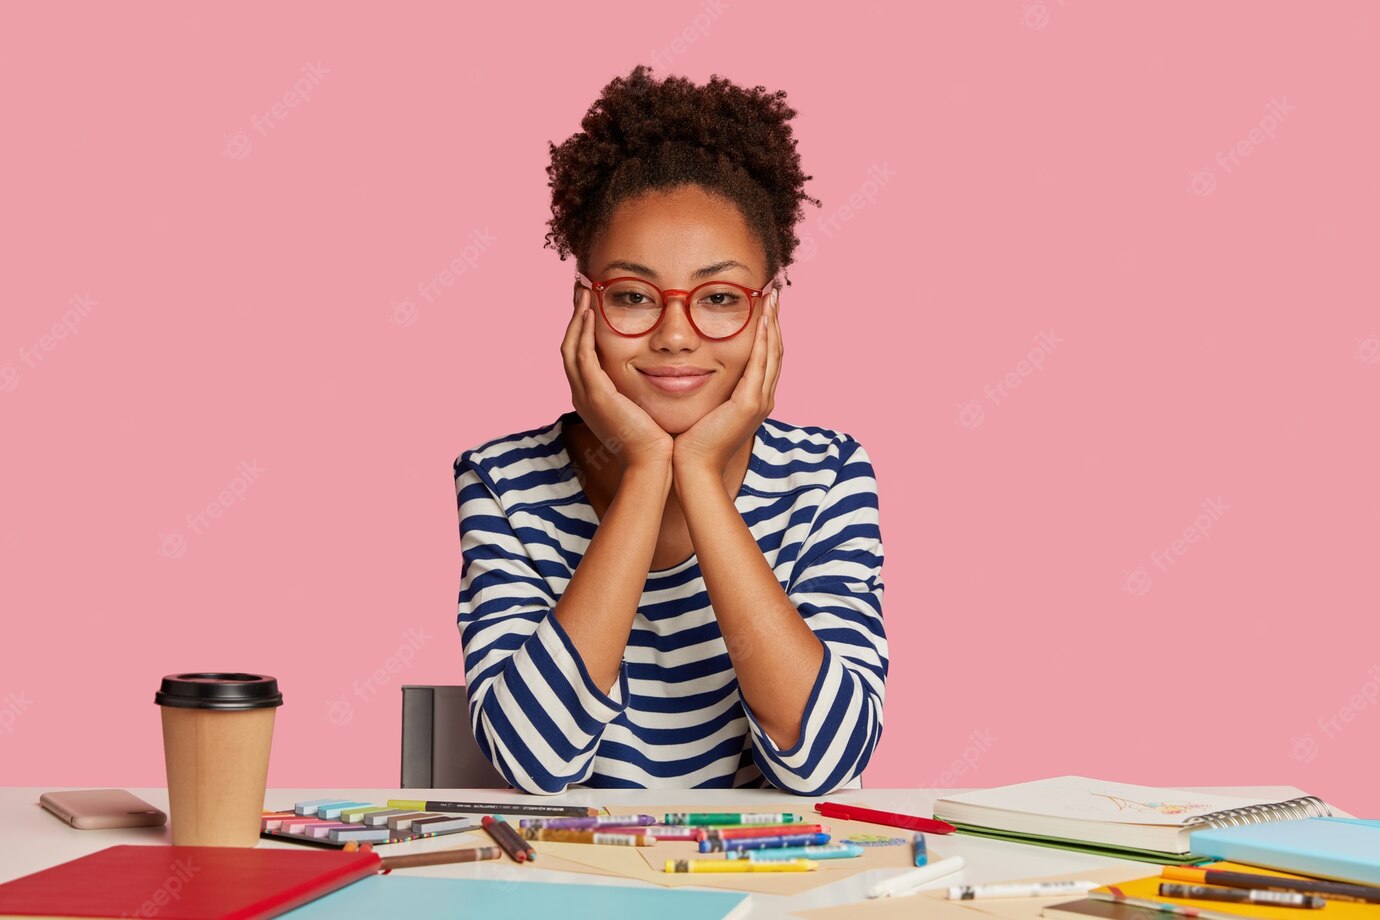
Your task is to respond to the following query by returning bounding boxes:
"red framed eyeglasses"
[575,269,783,340]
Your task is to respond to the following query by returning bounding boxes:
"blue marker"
[730,843,865,861]
[702,832,831,853]
[913,832,928,866]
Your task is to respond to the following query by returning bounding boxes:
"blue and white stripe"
[454,409,888,794]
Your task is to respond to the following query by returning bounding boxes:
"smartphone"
[39,789,167,829]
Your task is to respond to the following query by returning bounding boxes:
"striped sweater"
[453,409,888,794]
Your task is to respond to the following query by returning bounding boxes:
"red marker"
[814,802,956,835]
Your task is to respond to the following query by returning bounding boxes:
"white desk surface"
[0,785,1313,919]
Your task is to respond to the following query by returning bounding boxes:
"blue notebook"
[280,874,751,919]
[1189,817,1380,886]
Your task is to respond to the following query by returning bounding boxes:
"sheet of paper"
[794,865,1149,920]
[529,802,925,895]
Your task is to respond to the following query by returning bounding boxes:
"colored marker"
[949,880,1102,900]
[702,824,827,841]
[524,829,654,846]
[913,833,928,866]
[666,858,816,873]
[389,799,596,818]
[1158,883,1325,909]
[665,812,805,826]
[703,833,831,853]
[518,814,657,830]
[730,843,864,861]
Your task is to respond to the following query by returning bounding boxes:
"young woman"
[453,65,887,795]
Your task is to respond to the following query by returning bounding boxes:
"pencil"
[482,814,536,862]
[378,845,503,872]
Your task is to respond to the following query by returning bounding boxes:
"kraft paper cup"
[155,673,283,847]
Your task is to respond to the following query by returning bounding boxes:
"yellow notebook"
[1090,861,1380,920]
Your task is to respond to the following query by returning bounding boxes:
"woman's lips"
[637,369,713,393]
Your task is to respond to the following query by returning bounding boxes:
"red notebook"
[0,845,379,919]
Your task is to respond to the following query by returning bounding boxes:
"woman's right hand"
[562,286,673,471]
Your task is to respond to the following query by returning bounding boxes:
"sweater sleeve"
[453,450,630,794]
[739,437,889,795]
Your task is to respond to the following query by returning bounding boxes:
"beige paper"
[795,865,1149,920]
[528,802,924,895]
[161,706,275,846]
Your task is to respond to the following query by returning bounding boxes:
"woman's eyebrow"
[599,259,752,281]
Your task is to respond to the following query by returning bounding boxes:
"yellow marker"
[665,858,817,873]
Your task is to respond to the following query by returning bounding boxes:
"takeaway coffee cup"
[155,672,283,846]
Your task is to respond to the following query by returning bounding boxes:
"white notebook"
[933,776,1334,858]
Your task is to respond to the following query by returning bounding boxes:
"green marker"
[664,812,806,826]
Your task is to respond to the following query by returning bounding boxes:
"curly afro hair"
[544,64,820,288]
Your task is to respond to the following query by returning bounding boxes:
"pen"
[1158,882,1325,909]
[815,802,956,835]
[1161,866,1380,905]
[948,880,1102,900]
[665,858,817,873]
[867,856,966,898]
[913,833,927,866]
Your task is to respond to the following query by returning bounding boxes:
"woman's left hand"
[672,287,782,478]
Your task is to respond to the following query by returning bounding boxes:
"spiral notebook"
[933,776,1336,862]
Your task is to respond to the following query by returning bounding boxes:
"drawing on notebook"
[1091,794,1210,816]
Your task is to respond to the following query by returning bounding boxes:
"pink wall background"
[3,2,1377,813]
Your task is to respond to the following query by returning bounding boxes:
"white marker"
[867,855,966,899]
[948,880,1101,900]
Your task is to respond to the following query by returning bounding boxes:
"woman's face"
[580,184,773,436]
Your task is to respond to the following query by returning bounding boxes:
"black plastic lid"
[154,673,283,710]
